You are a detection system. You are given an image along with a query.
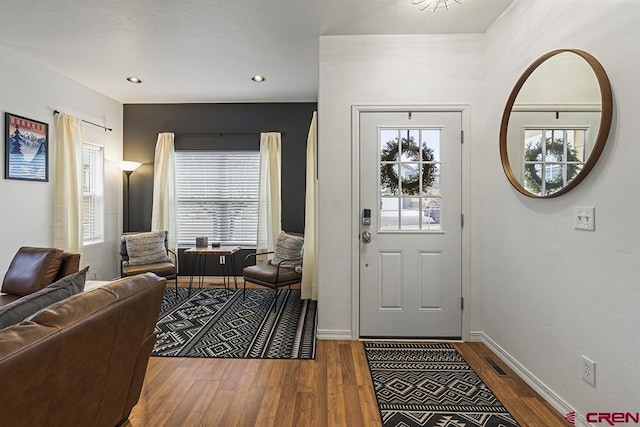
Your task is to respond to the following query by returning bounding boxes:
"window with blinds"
[175,150,260,246]
[82,144,104,244]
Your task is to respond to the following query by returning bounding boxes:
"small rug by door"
[364,342,520,427]
[151,288,317,359]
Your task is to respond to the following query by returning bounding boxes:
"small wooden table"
[184,246,241,294]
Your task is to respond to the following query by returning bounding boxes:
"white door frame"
[351,104,471,340]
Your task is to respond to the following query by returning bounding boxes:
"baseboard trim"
[469,331,484,342]
[474,331,591,426]
[317,329,353,340]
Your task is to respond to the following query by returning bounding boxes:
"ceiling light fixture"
[251,75,265,83]
[411,0,463,12]
[126,76,142,84]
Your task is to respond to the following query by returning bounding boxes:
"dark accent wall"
[123,102,316,275]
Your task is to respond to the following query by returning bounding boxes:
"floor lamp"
[118,161,142,232]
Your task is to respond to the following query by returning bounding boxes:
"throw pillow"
[0,266,88,330]
[123,231,170,266]
[270,232,304,269]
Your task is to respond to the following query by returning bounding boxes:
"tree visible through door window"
[523,128,587,196]
[379,129,441,231]
[175,150,260,246]
[82,143,104,244]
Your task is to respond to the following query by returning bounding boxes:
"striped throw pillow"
[123,231,170,266]
[270,232,304,269]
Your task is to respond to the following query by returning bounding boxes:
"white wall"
[0,45,123,280]
[482,0,640,418]
[318,34,485,337]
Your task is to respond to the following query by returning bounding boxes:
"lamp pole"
[124,170,133,232]
[118,161,142,233]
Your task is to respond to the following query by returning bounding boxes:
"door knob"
[362,231,372,243]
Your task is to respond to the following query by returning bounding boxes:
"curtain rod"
[53,110,112,132]
[174,131,286,137]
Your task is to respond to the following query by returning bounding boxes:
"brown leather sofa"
[1,247,81,307]
[0,272,166,427]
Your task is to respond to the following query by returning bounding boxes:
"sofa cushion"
[0,266,88,330]
[123,261,176,277]
[243,264,302,287]
[1,247,64,296]
[123,231,170,266]
[270,232,304,269]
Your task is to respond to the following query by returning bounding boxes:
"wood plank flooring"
[126,280,568,426]
[126,340,569,427]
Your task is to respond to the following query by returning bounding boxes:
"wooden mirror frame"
[499,49,613,198]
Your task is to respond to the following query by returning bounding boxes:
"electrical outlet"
[575,206,595,231]
[582,355,596,386]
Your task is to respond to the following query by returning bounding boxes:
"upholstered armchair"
[120,231,178,295]
[242,232,304,309]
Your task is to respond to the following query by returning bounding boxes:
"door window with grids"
[379,128,441,231]
[523,128,588,196]
[82,143,104,244]
[175,150,259,246]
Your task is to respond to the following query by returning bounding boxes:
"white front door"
[359,111,462,338]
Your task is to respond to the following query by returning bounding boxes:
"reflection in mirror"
[500,49,612,198]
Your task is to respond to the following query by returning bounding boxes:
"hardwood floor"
[126,281,568,426]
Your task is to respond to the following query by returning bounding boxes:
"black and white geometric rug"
[151,288,317,359]
[364,342,520,427]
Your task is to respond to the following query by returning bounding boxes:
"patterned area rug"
[151,288,317,359]
[364,342,520,427]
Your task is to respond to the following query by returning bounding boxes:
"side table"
[184,246,241,295]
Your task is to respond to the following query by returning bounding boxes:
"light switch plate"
[575,206,595,231]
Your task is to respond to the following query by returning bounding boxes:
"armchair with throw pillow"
[242,231,304,310]
[120,231,178,295]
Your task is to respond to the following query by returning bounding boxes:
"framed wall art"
[5,112,49,182]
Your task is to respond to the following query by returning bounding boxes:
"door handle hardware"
[362,231,372,243]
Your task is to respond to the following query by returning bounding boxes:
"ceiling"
[0,0,513,104]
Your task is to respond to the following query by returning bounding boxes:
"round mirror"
[499,49,612,198]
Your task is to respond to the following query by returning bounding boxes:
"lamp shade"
[118,161,142,172]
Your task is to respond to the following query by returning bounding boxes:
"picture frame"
[5,112,49,182]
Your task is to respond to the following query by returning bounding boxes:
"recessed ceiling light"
[126,76,142,84]
[251,75,265,83]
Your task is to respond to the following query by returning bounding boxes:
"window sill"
[177,244,256,250]
[83,239,105,247]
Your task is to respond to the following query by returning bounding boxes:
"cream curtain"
[151,132,177,254]
[53,113,83,256]
[301,112,318,300]
[256,132,282,262]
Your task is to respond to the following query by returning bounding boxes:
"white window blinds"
[82,144,104,244]
[175,150,260,246]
